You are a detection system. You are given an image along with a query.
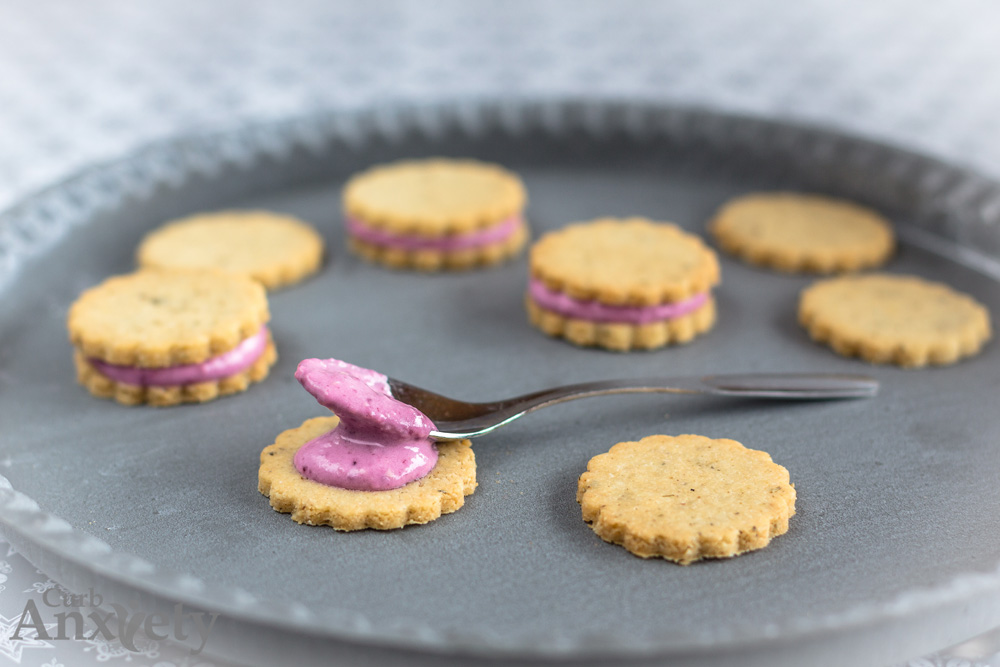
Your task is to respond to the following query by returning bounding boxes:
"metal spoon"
[385,373,879,441]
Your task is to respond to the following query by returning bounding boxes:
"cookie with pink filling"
[342,158,528,271]
[67,269,276,406]
[259,359,477,531]
[527,218,720,351]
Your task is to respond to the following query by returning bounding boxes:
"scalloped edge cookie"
[68,269,269,367]
[343,158,526,234]
[74,338,277,406]
[708,192,895,274]
[136,210,325,290]
[526,218,720,350]
[577,434,796,564]
[526,294,716,351]
[259,416,477,531]
[530,218,720,306]
[798,273,992,367]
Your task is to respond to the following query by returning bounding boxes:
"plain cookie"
[708,193,894,273]
[137,210,325,290]
[799,273,991,367]
[577,434,796,564]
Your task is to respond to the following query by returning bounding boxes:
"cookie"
[527,218,720,351]
[67,269,276,405]
[577,434,796,564]
[799,273,992,367]
[342,158,529,271]
[259,416,477,530]
[708,193,895,273]
[136,210,325,290]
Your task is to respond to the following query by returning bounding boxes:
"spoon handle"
[429,373,878,440]
[697,373,879,399]
[515,373,878,414]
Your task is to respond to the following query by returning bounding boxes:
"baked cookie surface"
[342,158,528,270]
[259,416,477,530]
[531,218,719,305]
[137,210,325,290]
[708,193,894,273]
[577,434,796,564]
[67,269,275,405]
[526,218,720,350]
[344,158,525,232]
[799,273,992,367]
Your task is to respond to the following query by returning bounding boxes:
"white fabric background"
[1,1,999,665]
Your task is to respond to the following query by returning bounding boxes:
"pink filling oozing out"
[345,215,521,251]
[89,326,269,386]
[529,278,709,324]
[292,358,438,492]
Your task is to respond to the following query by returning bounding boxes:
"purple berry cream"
[292,359,438,491]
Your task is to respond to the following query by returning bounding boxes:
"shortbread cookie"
[259,416,477,530]
[67,269,276,405]
[799,273,992,367]
[577,434,796,564]
[137,210,325,289]
[343,158,528,271]
[708,193,894,273]
[527,218,720,351]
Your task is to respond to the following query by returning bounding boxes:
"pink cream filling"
[529,278,709,325]
[292,358,437,491]
[345,215,521,251]
[88,326,269,387]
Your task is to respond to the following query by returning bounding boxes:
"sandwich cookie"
[68,269,276,405]
[527,218,720,351]
[343,159,528,271]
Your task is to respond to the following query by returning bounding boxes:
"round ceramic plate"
[1,101,999,667]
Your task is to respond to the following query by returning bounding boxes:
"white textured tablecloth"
[1,2,999,665]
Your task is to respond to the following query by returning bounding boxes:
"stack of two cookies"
[527,218,720,351]
[342,159,529,272]
[69,211,325,405]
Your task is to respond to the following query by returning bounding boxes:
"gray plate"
[2,101,1000,667]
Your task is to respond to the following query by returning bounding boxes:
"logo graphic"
[10,587,217,654]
